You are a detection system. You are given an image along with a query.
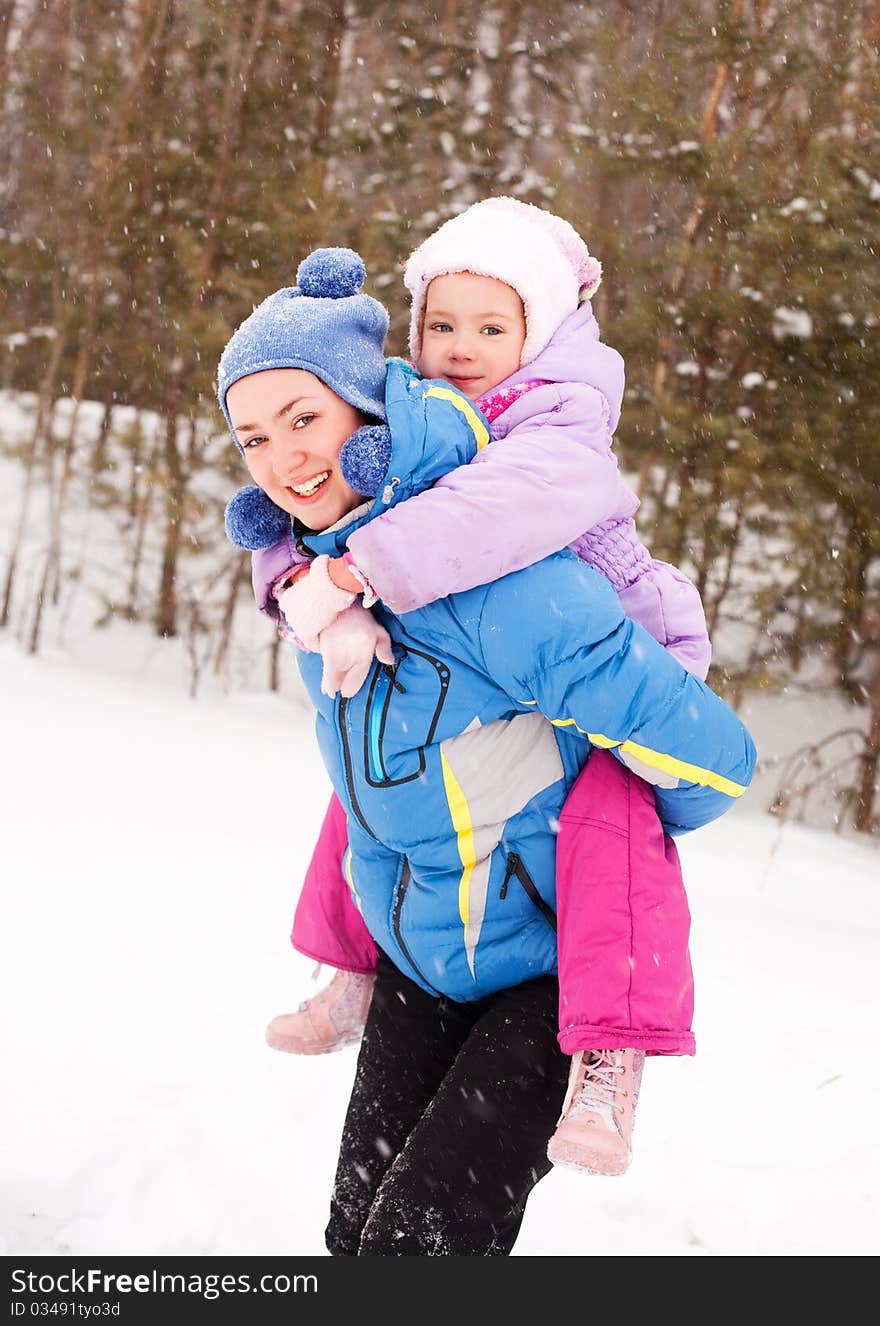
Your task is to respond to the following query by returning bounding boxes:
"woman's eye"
[242,435,265,449]
[293,414,316,429]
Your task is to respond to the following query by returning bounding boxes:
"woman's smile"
[285,470,331,500]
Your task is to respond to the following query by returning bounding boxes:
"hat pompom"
[340,424,392,497]
[225,485,291,550]
[297,247,365,299]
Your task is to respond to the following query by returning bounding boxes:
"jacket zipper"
[338,694,377,840]
[500,852,557,932]
[499,853,517,900]
[364,661,405,786]
[392,859,441,994]
[364,643,450,789]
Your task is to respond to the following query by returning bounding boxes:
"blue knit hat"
[217,248,389,451]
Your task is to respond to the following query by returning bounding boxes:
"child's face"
[227,369,364,531]
[418,272,526,400]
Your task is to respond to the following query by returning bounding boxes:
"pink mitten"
[319,602,395,699]
[275,554,356,651]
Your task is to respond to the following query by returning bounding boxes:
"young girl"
[227,201,720,1179]
[217,254,754,1253]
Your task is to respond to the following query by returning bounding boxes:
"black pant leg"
[358,973,569,1257]
[325,951,477,1257]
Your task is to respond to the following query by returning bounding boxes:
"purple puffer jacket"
[252,302,711,678]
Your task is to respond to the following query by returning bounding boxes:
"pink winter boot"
[546,1048,645,1176]
[265,969,375,1055]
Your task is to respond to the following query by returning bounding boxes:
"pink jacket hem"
[289,934,376,977]
[558,1022,695,1056]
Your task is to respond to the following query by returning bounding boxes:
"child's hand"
[319,602,395,699]
[271,564,310,596]
[276,554,357,650]
[326,556,363,594]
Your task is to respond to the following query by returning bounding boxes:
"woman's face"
[227,369,365,531]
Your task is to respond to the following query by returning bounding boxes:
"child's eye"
[428,322,453,334]
[292,413,316,429]
[481,326,503,336]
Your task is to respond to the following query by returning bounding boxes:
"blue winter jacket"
[293,362,756,1002]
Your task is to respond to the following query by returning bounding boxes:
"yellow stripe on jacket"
[546,716,748,799]
[343,847,364,914]
[440,751,477,925]
[425,386,490,451]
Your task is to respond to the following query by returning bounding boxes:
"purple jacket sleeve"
[617,562,712,681]
[346,382,638,616]
[251,533,309,622]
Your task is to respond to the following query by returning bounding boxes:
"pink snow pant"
[291,750,695,1056]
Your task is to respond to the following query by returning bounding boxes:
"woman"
[218,251,756,1255]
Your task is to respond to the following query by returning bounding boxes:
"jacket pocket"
[391,857,442,994]
[338,693,376,840]
[363,643,450,787]
[499,851,557,933]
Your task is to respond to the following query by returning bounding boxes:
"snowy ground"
[1,639,878,1258]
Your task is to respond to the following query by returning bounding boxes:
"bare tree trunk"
[31,283,102,647]
[91,395,115,474]
[213,552,249,678]
[155,411,186,638]
[127,418,146,523]
[1,328,66,631]
[183,587,205,700]
[832,511,870,683]
[693,472,725,603]
[269,632,282,693]
[855,647,880,833]
[155,506,183,639]
[126,429,154,618]
[706,493,746,637]
[26,506,53,655]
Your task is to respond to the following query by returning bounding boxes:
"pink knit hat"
[403,196,602,365]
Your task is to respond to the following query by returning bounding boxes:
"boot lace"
[574,1050,624,1116]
